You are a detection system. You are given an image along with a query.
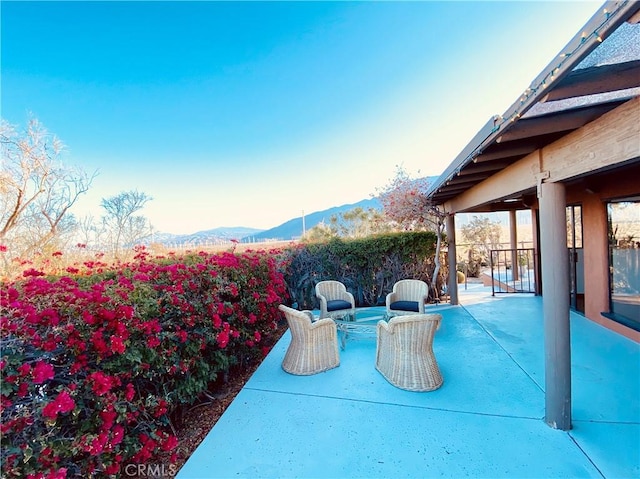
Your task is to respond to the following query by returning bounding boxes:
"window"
[566,205,584,312]
[566,205,583,248]
[607,199,640,330]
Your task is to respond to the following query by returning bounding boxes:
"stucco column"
[509,210,519,281]
[446,214,458,305]
[539,181,571,430]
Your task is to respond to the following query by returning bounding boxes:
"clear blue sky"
[1,0,600,234]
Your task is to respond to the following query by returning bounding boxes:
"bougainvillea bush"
[0,247,288,478]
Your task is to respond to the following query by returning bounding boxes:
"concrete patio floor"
[178,284,640,478]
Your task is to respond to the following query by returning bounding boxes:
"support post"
[539,181,571,430]
[509,210,519,281]
[446,214,459,305]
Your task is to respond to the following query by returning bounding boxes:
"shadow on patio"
[178,284,639,478]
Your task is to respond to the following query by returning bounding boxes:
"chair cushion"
[327,300,352,312]
[390,301,420,312]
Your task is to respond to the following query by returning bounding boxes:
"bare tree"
[75,213,107,250]
[376,165,446,300]
[0,118,96,258]
[101,190,152,258]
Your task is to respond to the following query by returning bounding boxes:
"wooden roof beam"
[474,144,538,162]
[496,104,614,143]
[541,60,640,102]
[459,159,516,175]
[446,173,490,186]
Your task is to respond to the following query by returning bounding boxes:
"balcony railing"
[489,248,537,295]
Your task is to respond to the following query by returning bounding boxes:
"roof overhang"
[427,0,640,209]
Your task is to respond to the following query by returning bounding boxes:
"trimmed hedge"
[283,231,439,309]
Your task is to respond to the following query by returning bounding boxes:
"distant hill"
[150,175,461,246]
[149,205,533,247]
[243,198,383,242]
[147,200,382,247]
[150,226,264,247]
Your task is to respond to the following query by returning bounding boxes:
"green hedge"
[283,231,439,309]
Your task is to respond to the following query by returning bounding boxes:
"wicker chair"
[375,313,443,392]
[315,280,356,321]
[385,279,429,319]
[278,305,340,375]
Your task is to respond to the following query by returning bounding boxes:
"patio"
[178,284,639,478]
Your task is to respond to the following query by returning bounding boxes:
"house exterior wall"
[566,165,640,342]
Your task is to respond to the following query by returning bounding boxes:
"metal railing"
[489,248,537,295]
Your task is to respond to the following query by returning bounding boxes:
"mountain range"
[150,172,529,247]
[151,197,382,247]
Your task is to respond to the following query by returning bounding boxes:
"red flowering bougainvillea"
[0,247,288,478]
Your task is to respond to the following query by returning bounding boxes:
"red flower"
[45,467,68,479]
[23,268,46,277]
[110,335,126,354]
[17,383,29,398]
[104,463,119,475]
[111,424,125,446]
[17,363,31,377]
[124,383,135,401]
[153,399,168,418]
[216,330,229,349]
[99,408,117,431]
[161,435,179,452]
[32,361,55,384]
[90,331,108,355]
[42,391,75,419]
[86,431,108,455]
[82,311,96,325]
[88,371,116,396]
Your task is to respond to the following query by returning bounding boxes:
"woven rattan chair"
[375,313,443,391]
[315,280,356,321]
[385,279,429,319]
[278,305,340,375]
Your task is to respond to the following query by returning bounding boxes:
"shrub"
[0,247,288,478]
[283,231,439,308]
